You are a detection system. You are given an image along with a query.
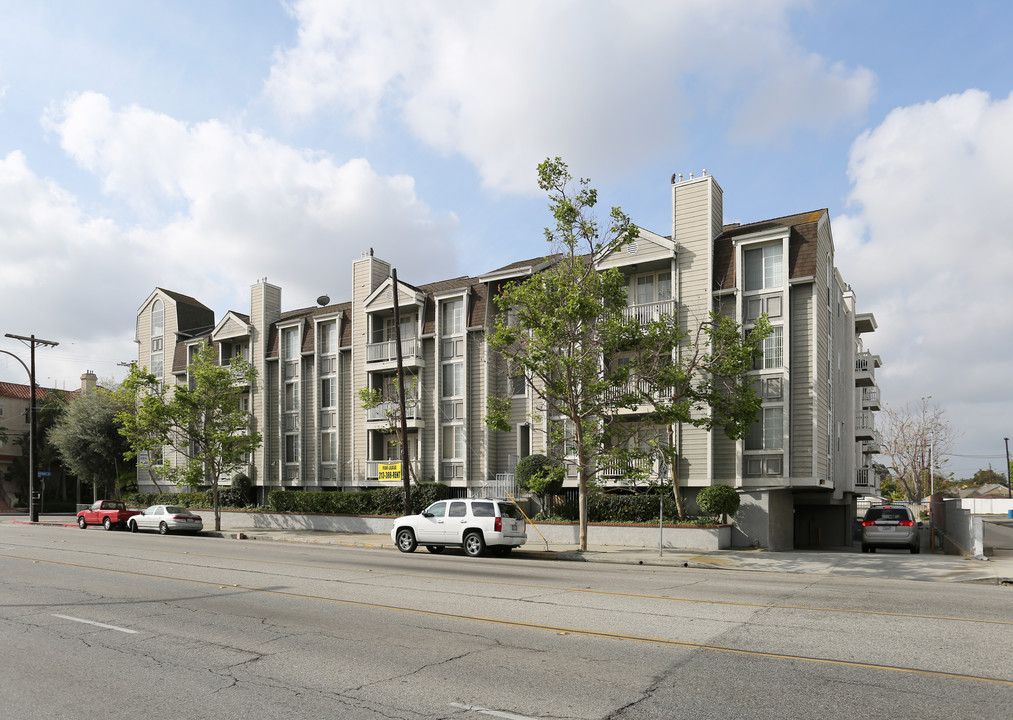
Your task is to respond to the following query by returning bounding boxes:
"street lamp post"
[1005,437,1011,500]
[3,334,59,522]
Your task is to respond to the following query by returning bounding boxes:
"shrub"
[696,484,741,520]
[266,483,451,515]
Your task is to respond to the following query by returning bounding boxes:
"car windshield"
[498,503,524,520]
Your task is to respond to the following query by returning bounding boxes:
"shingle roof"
[0,381,77,401]
[712,210,828,290]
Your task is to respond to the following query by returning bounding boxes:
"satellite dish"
[317,294,330,306]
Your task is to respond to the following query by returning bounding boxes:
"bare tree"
[879,398,958,501]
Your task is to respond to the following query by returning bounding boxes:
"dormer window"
[744,244,783,292]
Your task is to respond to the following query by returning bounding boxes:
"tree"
[696,484,741,523]
[621,310,770,519]
[486,157,642,550]
[117,343,262,531]
[879,398,957,502]
[515,454,564,512]
[49,385,132,502]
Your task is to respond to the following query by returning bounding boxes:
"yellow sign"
[378,462,402,482]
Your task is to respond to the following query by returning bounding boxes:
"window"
[151,300,164,337]
[442,425,464,459]
[632,271,672,304]
[448,501,467,518]
[151,352,164,378]
[758,325,783,369]
[442,299,464,335]
[285,434,299,463]
[508,361,526,396]
[320,378,336,408]
[320,432,336,462]
[744,244,783,292]
[318,322,336,354]
[746,407,783,451]
[285,383,299,412]
[282,327,300,360]
[442,362,463,397]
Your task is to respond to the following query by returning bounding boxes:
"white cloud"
[1,93,458,387]
[43,92,458,307]
[265,0,875,193]
[835,89,1013,461]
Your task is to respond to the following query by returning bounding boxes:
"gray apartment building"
[134,171,882,550]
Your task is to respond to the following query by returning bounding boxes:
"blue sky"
[1,0,1011,480]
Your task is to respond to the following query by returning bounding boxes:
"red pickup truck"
[77,500,140,530]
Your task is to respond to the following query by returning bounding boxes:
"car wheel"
[129,520,138,533]
[395,528,417,553]
[426,545,445,554]
[159,522,169,535]
[861,544,869,553]
[78,516,87,529]
[103,517,113,531]
[463,531,486,557]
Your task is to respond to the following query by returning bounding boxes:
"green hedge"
[122,486,256,510]
[268,483,451,515]
[554,492,720,524]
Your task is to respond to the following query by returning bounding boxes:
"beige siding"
[790,286,814,478]
[339,350,352,484]
[674,177,719,486]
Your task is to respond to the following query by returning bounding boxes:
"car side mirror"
[422,512,434,518]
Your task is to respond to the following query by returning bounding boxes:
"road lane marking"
[9,554,1013,687]
[52,614,138,634]
[5,543,1012,627]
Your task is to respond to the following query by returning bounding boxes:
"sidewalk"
[223,526,1013,585]
[8,517,1013,585]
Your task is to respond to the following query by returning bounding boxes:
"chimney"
[80,370,98,394]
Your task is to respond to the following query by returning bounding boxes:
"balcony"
[861,386,881,411]
[856,410,877,440]
[856,466,875,488]
[855,352,880,387]
[366,337,423,366]
[598,456,659,479]
[365,459,420,482]
[366,400,422,424]
[623,299,675,324]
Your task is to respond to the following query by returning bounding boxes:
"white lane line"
[448,702,537,719]
[52,614,139,634]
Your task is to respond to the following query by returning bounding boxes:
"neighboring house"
[0,373,92,509]
[959,483,1009,499]
[134,171,882,550]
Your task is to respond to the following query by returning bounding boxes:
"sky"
[0,0,1010,480]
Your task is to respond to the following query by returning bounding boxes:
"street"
[1,522,1011,719]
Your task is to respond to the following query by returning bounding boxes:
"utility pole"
[390,269,412,516]
[4,333,59,523]
[1005,437,1011,499]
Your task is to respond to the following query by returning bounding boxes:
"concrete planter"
[197,510,731,550]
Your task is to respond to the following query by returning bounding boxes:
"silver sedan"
[128,505,204,535]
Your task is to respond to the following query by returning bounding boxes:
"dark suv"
[861,505,920,553]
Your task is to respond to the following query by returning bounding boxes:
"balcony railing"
[366,400,421,422]
[598,456,658,479]
[856,410,878,440]
[367,337,422,363]
[856,467,873,487]
[365,459,420,481]
[623,299,675,324]
[855,352,878,387]
[861,386,881,410]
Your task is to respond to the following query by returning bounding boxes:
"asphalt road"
[1,523,1011,719]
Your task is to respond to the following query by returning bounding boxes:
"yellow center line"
[6,552,1013,687]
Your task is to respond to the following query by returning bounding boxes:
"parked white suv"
[391,498,527,557]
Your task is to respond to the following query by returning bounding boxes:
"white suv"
[391,498,527,557]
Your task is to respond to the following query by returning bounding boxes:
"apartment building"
[134,172,881,550]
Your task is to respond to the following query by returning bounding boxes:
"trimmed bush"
[267,483,451,515]
[553,492,715,524]
[696,484,741,520]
